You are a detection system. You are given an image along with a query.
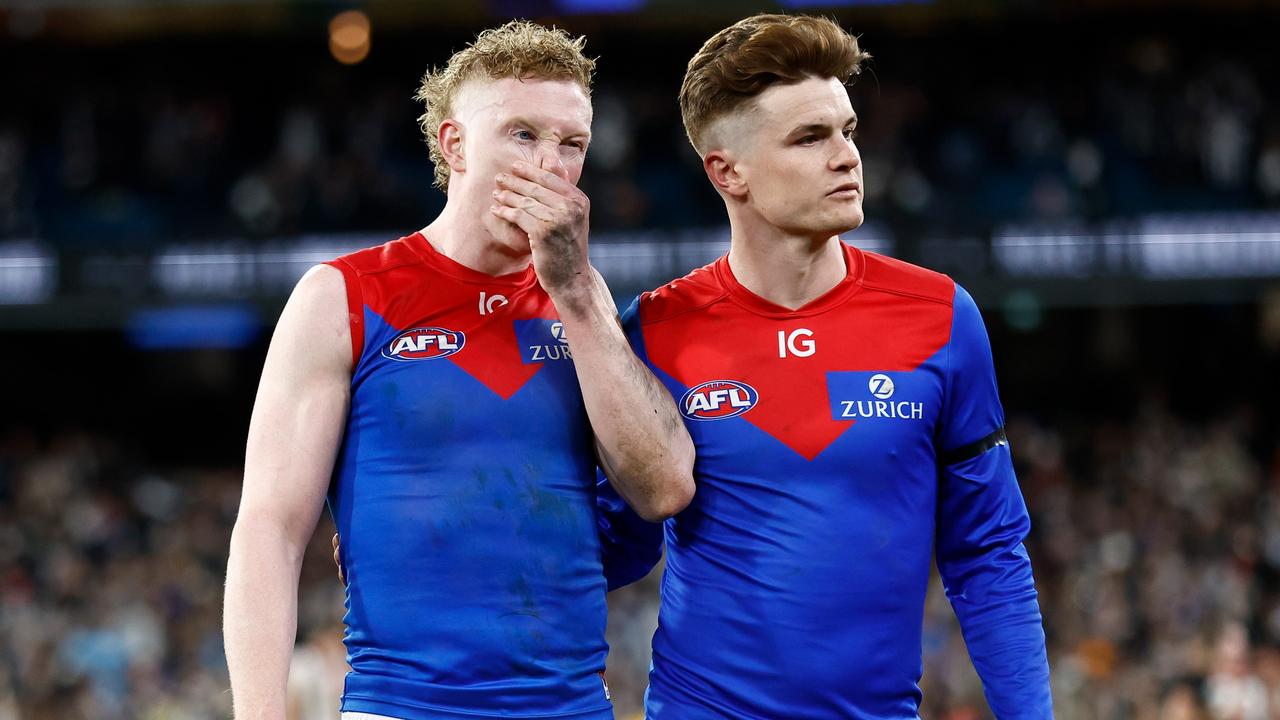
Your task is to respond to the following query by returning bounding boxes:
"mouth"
[827,182,861,199]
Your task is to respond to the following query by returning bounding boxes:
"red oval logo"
[680,380,759,421]
[382,327,466,361]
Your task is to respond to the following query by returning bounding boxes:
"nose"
[533,141,569,181]
[831,136,860,173]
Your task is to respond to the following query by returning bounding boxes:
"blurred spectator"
[2,15,1278,250]
[11,383,1279,717]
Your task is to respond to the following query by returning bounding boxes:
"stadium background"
[2,0,1279,717]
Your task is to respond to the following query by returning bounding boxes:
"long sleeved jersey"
[625,242,1052,719]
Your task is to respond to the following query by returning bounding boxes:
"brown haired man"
[223,21,693,720]
[620,14,1053,718]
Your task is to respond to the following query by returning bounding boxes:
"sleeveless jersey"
[626,242,1052,719]
[324,231,615,720]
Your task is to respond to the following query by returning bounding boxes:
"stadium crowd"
[1,17,1277,251]
[1,391,1277,718]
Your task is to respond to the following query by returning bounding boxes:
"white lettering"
[687,394,712,413]
[778,328,816,358]
[529,344,571,361]
[838,399,926,420]
[479,292,509,315]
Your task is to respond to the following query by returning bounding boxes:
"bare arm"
[224,265,352,719]
[565,268,695,521]
[493,162,694,521]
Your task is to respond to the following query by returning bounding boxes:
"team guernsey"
[626,242,1052,719]
[323,232,621,720]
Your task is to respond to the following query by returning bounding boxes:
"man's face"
[451,76,592,253]
[729,75,863,237]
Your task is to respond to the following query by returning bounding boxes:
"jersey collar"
[407,231,538,288]
[714,241,865,318]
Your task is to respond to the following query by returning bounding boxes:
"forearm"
[938,448,1052,718]
[224,514,308,720]
[947,549,1051,719]
[553,278,694,521]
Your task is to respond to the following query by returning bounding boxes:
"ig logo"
[868,374,895,399]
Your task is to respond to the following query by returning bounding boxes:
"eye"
[842,127,858,141]
[514,129,535,141]
[797,135,818,146]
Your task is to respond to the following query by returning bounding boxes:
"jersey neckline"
[406,231,539,289]
[714,241,865,318]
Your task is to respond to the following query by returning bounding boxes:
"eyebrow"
[786,113,859,138]
[510,116,592,142]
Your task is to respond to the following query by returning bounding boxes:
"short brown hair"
[414,20,595,190]
[680,14,870,154]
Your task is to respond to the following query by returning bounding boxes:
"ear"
[704,148,748,199]
[438,118,466,177]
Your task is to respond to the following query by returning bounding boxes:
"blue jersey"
[626,244,1052,719]
[324,232,619,720]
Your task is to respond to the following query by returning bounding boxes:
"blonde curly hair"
[414,20,595,190]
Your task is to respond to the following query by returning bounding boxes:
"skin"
[701,75,864,309]
[224,263,351,720]
[225,73,694,720]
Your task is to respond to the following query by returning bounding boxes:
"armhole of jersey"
[325,259,364,368]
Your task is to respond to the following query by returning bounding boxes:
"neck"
[420,185,531,276]
[725,213,847,310]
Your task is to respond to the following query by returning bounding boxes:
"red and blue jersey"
[323,231,622,720]
[625,242,1052,719]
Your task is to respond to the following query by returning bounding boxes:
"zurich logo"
[550,321,567,343]
[680,380,759,421]
[868,374,895,399]
[382,327,465,361]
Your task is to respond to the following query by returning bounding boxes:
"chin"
[828,205,865,235]
[809,213,864,238]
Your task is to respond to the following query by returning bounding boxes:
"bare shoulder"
[290,264,348,316]
[273,264,352,371]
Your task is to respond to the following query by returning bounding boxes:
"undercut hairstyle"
[414,20,595,189]
[679,14,871,155]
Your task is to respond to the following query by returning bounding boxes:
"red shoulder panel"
[332,234,424,276]
[638,261,728,326]
[859,251,955,305]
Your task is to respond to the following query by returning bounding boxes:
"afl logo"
[382,327,465,361]
[680,380,758,421]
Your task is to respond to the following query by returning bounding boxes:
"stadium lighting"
[329,9,371,65]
